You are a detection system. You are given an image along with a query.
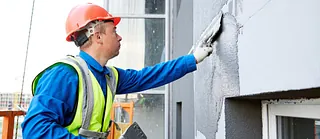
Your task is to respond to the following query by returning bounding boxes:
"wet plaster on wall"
[193,0,227,41]
[193,12,240,139]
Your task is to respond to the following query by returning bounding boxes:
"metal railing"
[0,101,134,139]
[0,110,25,139]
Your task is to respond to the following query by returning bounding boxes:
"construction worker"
[21,3,214,139]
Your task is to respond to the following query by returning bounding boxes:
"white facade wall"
[238,0,320,95]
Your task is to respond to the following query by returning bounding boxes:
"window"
[263,99,320,139]
[108,0,165,15]
[276,116,320,139]
[106,1,169,139]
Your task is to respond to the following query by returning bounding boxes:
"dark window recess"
[177,102,182,139]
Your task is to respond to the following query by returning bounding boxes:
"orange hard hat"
[65,3,121,42]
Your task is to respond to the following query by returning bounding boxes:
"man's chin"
[110,52,120,59]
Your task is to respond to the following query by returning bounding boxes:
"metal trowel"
[188,11,223,54]
[119,122,147,139]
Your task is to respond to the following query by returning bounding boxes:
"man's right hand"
[193,41,216,64]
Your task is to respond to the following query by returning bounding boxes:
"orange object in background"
[108,101,134,139]
[0,101,134,139]
[0,110,25,139]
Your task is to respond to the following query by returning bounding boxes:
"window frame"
[104,1,171,139]
[262,99,320,139]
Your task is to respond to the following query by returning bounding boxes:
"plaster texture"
[193,12,240,139]
[176,0,320,138]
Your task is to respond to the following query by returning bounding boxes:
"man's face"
[101,22,122,58]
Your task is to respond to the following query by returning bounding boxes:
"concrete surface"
[193,2,240,138]
[171,0,195,138]
[225,99,262,139]
[133,106,164,139]
[172,0,320,138]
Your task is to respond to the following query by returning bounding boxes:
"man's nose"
[117,34,122,41]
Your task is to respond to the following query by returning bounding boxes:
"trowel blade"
[188,11,223,54]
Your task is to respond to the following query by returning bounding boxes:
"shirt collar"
[79,50,110,75]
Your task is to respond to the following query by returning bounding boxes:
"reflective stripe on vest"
[31,56,119,138]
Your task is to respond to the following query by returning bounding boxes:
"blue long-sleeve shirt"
[21,51,197,139]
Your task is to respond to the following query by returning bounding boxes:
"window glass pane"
[277,116,320,139]
[108,18,165,91]
[144,19,166,67]
[108,18,165,71]
[109,0,165,15]
[113,94,164,139]
[108,17,166,139]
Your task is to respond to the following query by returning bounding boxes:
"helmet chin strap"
[73,34,88,47]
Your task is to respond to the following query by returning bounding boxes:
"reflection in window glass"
[108,1,167,138]
[108,18,165,70]
[145,18,165,66]
[114,94,164,139]
[277,116,320,139]
[109,0,165,15]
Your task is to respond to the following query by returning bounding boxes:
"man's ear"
[93,33,103,45]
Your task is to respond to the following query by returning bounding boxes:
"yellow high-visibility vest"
[31,56,119,138]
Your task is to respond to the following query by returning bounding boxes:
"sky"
[0,0,103,94]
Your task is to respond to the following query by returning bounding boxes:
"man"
[21,3,214,139]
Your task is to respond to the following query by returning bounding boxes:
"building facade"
[6,0,319,139]
[0,93,32,110]
[110,0,320,139]
[172,0,320,139]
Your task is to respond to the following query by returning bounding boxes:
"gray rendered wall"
[171,0,195,139]
[225,99,262,139]
[193,0,240,139]
[191,0,320,138]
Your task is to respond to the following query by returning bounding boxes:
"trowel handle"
[188,45,195,55]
